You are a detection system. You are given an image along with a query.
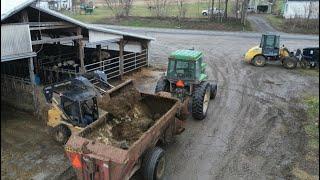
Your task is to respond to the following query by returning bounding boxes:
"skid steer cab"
[44,75,107,145]
[244,34,298,69]
[155,49,217,120]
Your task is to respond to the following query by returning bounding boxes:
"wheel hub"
[203,87,210,114]
[156,156,165,179]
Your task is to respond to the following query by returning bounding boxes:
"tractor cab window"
[80,98,98,125]
[61,97,80,122]
[262,35,280,49]
[265,36,275,47]
[167,59,195,79]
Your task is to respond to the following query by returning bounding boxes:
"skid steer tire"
[283,57,297,69]
[53,124,71,145]
[210,83,217,99]
[142,147,166,180]
[300,59,308,69]
[155,78,169,93]
[252,55,266,67]
[192,82,211,120]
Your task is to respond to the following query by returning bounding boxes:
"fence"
[1,74,34,111]
[123,49,148,74]
[85,49,148,79]
[38,52,79,84]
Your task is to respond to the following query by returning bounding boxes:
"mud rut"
[142,33,319,179]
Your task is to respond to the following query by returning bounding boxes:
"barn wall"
[1,24,33,58]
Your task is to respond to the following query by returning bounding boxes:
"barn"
[1,0,154,116]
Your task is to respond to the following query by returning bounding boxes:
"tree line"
[103,0,250,25]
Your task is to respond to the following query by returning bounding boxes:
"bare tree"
[105,0,134,17]
[235,0,239,19]
[145,0,169,17]
[241,0,248,25]
[176,0,187,18]
[218,0,222,22]
[224,0,229,18]
[210,0,215,20]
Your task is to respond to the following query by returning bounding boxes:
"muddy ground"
[125,29,319,179]
[1,104,71,180]
[1,28,318,180]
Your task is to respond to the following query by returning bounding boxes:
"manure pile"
[87,87,161,149]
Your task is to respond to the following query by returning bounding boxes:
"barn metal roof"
[30,5,154,40]
[1,0,35,21]
[1,0,154,41]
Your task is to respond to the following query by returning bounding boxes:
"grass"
[303,95,319,150]
[62,3,247,31]
[265,14,319,34]
[100,16,252,31]
[65,3,214,23]
[292,95,320,179]
[298,69,319,77]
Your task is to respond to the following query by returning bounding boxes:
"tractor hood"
[248,45,261,52]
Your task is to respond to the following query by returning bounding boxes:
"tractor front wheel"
[192,82,211,120]
[252,55,266,67]
[53,124,71,145]
[283,57,297,69]
[155,78,170,93]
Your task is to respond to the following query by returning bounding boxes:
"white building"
[36,0,73,11]
[283,0,319,19]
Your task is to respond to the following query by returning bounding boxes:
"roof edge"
[1,0,36,21]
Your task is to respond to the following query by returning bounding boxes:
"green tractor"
[155,49,217,120]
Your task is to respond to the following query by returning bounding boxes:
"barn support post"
[28,57,38,113]
[141,40,150,67]
[79,40,85,74]
[77,27,85,74]
[145,41,151,67]
[21,9,38,115]
[119,39,124,79]
[97,44,102,71]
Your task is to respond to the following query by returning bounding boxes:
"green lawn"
[102,16,251,32]
[265,14,319,34]
[62,3,249,31]
[64,3,235,23]
[304,95,319,150]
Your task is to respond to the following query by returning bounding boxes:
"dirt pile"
[89,87,159,149]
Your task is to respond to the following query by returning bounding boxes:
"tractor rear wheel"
[192,82,211,120]
[155,78,169,93]
[53,124,71,145]
[210,83,217,99]
[283,57,297,69]
[252,55,266,67]
[142,147,166,180]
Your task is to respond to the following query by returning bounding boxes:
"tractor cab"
[59,86,99,127]
[260,34,280,57]
[166,49,208,85]
[44,76,100,128]
[244,34,297,69]
[155,49,217,120]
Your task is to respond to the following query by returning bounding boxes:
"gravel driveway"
[112,27,319,179]
[247,15,278,33]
